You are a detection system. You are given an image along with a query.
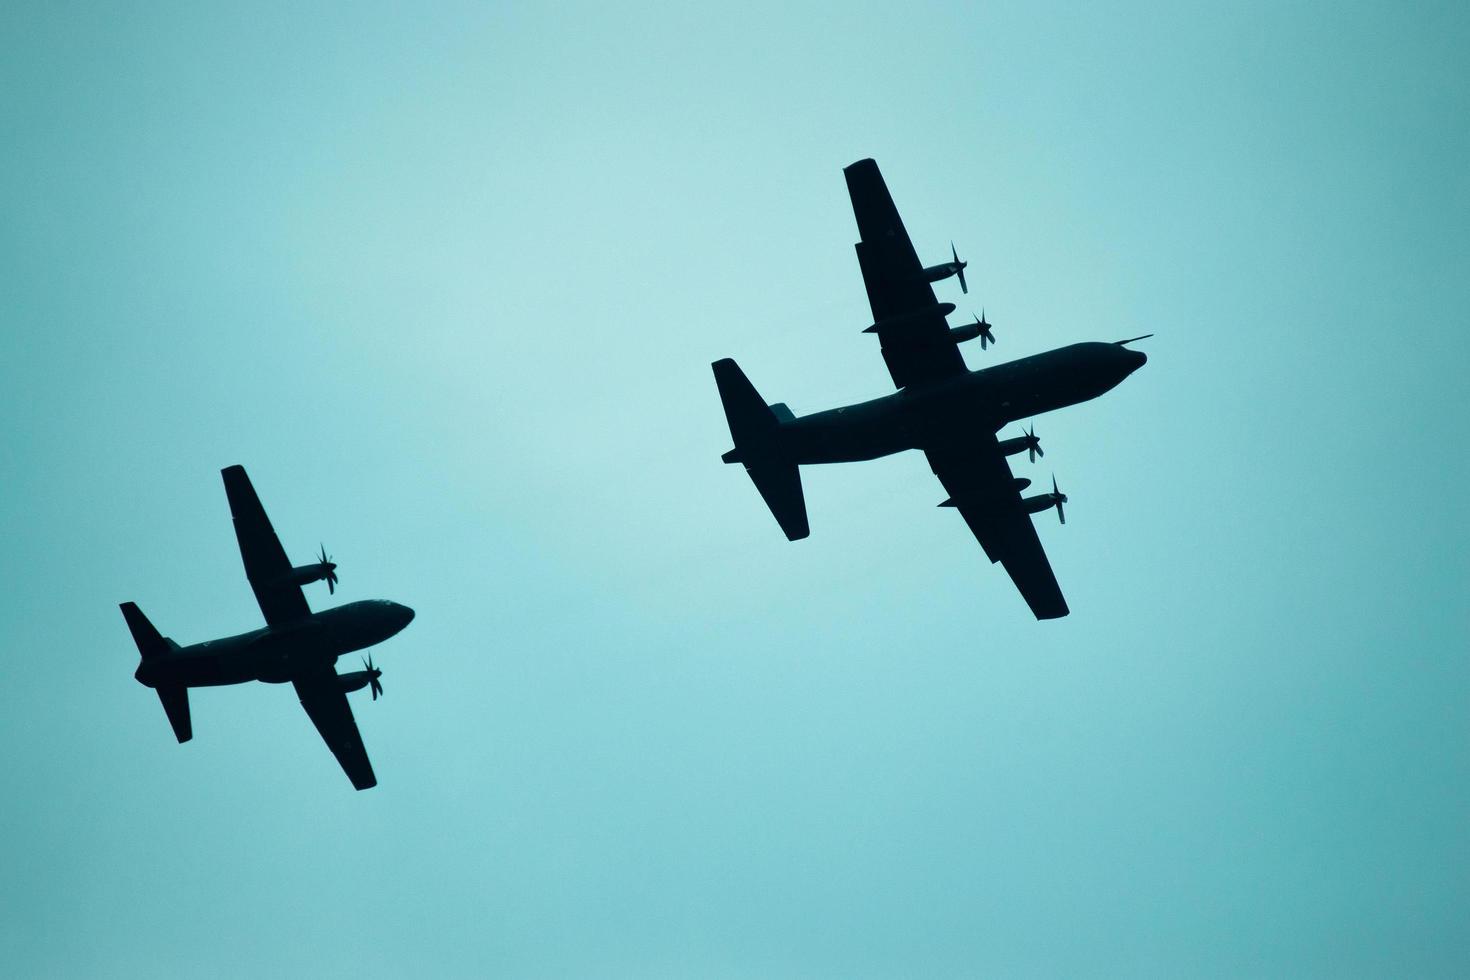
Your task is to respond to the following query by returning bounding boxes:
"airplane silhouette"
[121,465,414,789]
[714,159,1149,619]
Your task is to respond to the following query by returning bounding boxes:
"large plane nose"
[1128,349,1147,371]
[397,603,415,627]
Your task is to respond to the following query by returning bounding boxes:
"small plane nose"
[398,603,415,627]
[1129,349,1147,371]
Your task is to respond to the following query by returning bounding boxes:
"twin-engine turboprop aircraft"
[120,465,414,790]
[713,158,1149,619]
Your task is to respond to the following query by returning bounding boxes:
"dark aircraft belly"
[782,404,913,464]
[166,630,338,686]
[160,654,258,687]
[246,634,339,682]
[997,387,1081,424]
[981,348,1123,426]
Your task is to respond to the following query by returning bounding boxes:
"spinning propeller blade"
[1026,423,1043,463]
[318,544,338,594]
[973,309,994,350]
[361,654,383,700]
[951,242,968,294]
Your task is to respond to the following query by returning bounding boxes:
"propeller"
[1050,475,1068,525]
[1023,422,1043,463]
[951,242,969,294]
[317,544,338,594]
[361,654,383,700]
[971,309,995,349]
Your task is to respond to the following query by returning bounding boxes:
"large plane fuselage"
[134,600,414,689]
[779,341,1147,464]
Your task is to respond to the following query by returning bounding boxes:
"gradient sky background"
[3,1,1467,976]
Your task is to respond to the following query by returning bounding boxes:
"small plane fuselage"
[779,342,1147,465]
[134,600,415,689]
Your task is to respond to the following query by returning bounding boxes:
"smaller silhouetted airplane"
[121,465,413,790]
[714,159,1150,619]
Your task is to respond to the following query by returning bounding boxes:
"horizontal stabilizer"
[120,602,168,659]
[713,359,810,540]
[157,686,192,743]
[747,462,809,541]
[713,358,779,448]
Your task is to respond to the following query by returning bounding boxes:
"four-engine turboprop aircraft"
[120,465,414,790]
[713,158,1149,619]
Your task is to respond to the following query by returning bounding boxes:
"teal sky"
[3,1,1467,976]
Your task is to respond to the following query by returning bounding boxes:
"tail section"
[712,359,810,540]
[120,602,169,659]
[713,358,782,453]
[155,686,192,743]
[120,602,192,743]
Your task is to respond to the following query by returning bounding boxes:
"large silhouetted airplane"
[713,158,1149,620]
[120,465,414,789]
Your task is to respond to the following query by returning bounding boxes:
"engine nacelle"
[920,263,958,284]
[337,670,375,694]
[998,425,1042,462]
[1022,493,1060,515]
[918,244,968,292]
[280,564,331,587]
[997,436,1031,457]
[949,322,982,344]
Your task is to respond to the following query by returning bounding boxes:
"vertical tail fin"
[120,603,192,743]
[712,359,810,540]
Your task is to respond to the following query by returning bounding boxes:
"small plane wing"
[924,434,1069,620]
[293,670,377,790]
[844,158,968,390]
[221,465,311,627]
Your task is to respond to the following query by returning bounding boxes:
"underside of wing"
[925,436,1069,620]
[973,510,1068,621]
[293,671,377,791]
[221,465,311,627]
[844,159,967,389]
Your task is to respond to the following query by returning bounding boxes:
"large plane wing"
[221,465,311,627]
[293,670,377,790]
[924,434,1069,620]
[844,158,968,390]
